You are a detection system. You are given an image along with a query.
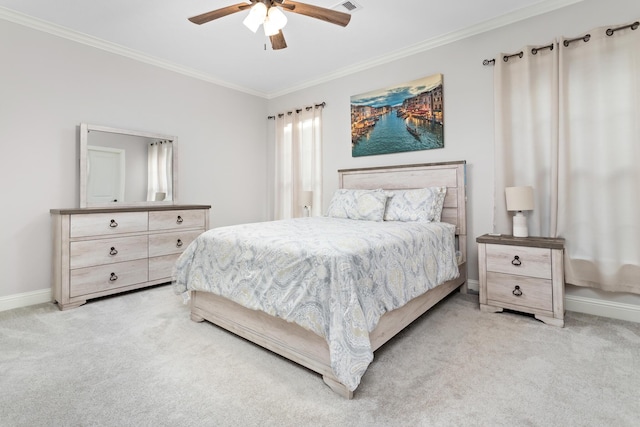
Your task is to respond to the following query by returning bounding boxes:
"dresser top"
[50,204,211,215]
[476,233,564,249]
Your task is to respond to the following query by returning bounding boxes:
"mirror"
[80,123,178,208]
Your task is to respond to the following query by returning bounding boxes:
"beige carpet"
[1,285,638,426]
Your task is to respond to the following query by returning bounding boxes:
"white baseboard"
[565,294,640,324]
[466,279,479,293]
[0,288,52,312]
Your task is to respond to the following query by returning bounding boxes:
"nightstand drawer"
[486,272,553,312]
[486,244,551,279]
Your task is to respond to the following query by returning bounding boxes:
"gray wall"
[0,19,269,298]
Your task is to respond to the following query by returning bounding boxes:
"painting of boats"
[350,73,444,157]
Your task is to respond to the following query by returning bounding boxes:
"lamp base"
[512,212,528,237]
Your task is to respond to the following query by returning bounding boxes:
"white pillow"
[384,187,447,222]
[326,189,388,221]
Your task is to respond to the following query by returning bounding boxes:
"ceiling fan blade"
[281,1,351,27]
[270,30,288,50]
[188,2,253,25]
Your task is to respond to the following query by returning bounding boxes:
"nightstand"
[476,234,565,327]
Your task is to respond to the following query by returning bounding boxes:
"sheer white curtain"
[147,140,173,202]
[274,105,323,219]
[494,21,640,294]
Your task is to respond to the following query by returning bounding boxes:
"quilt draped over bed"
[173,217,459,391]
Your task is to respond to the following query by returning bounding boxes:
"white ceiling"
[0,0,579,97]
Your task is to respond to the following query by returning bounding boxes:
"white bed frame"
[190,161,467,399]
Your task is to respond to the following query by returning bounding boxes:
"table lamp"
[505,186,534,237]
[300,191,313,217]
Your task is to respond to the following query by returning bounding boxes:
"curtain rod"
[482,20,639,65]
[267,102,326,120]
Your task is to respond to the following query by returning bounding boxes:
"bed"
[173,161,467,398]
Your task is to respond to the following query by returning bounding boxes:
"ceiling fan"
[188,0,351,50]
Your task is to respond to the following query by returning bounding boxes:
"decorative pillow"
[326,189,388,221]
[384,187,447,222]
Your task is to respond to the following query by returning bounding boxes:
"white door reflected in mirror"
[80,123,178,208]
[87,146,125,203]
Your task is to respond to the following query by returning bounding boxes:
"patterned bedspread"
[173,217,459,391]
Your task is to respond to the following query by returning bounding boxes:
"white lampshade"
[267,6,287,30]
[263,16,280,36]
[505,186,534,237]
[243,2,267,33]
[505,186,534,211]
[300,191,313,207]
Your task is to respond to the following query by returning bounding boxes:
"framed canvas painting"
[351,73,444,157]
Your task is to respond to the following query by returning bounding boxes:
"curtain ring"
[531,44,553,55]
[606,21,639,36]
[563,34,590,47]
[503,51,523,62]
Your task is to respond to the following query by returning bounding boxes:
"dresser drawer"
[69,259,148,297]
[149,230,202,257]
[149,253,181,281]
[70,212,148,238]
[149,209,206,231]
[486,272,553,312]
[485,244,551,279]
[70,235,148,269]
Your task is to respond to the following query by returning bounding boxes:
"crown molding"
[0,6,269,98]
[267,0,583,98]
[1,0,583,99]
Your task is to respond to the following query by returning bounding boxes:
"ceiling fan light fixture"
[263,16,280,37]
[242,2,268,33]
[267,6,287,30]
[188,0,352,50]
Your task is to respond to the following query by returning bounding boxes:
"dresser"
[51,205,210,310]
[476,234,565,327]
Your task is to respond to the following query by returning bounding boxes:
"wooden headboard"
[338,161,467,263]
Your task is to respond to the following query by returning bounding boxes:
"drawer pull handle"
[512,285,523,296]
[109,272,118,282]
[176,215,183,224]
[176,239,183,247]
[109,247,118,256]
[511,255,522,266]
[109,219,118,228]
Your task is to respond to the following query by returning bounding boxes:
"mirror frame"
[80,123,179,208]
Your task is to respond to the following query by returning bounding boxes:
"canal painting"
[351,74,444,157]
